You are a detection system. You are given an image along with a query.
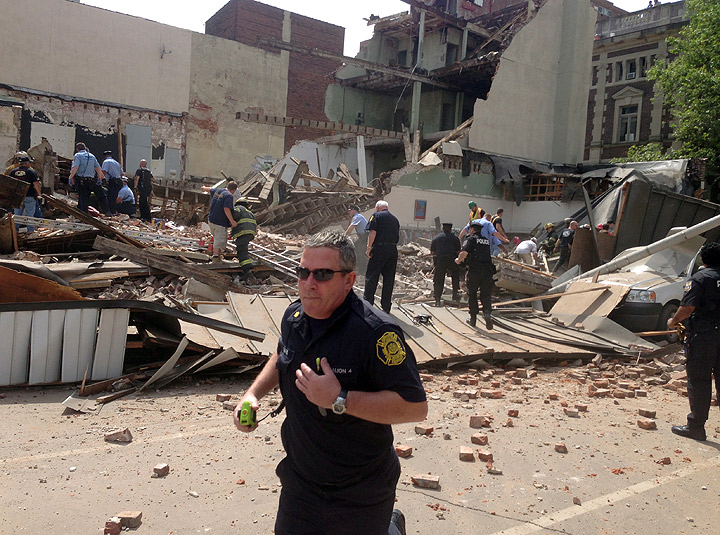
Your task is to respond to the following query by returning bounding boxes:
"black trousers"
[466,265,494,317]
[107,177,123,214]
[234,234,253,275]
[433,255,460,299]
[558,246,570,268]
[116,201,136,216]
[274,457,400,535]
[76,178,108,214]
[363,244,397,314]
[138,190,151,221]
[685,330,720,429]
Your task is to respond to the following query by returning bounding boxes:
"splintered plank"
[93,236,233,290]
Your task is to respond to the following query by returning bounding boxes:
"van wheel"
[657,302,679,343]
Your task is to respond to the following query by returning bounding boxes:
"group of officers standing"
[66,142,154,221]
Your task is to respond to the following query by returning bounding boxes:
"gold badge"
[376,332,406,366]
[684,281,693,293]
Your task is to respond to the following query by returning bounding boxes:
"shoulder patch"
[684,280,693,293]
[376,331,406,366]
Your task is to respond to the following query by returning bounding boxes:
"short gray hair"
[304,230,356,271]
[375,200,388,210]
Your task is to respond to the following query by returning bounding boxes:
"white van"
[589,233,706,335]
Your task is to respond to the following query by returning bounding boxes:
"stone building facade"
[584,1,688,163]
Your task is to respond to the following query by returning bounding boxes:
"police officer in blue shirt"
[345,204,369,273]
[102,151,124,215]
[234,230,427,535]
[364,200,400,314]
[68,142,108,214]
[667,241,720,441]
[115,178,136,216]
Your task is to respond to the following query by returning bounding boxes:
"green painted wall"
[397,167,502,198]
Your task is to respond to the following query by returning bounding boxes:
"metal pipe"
[554,212,720,292]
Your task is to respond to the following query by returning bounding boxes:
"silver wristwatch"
[332,389,348,415]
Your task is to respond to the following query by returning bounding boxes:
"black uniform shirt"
[462,233,491,269]
[9,166,39,198]
[431,230,461,258]
[275,291,425,499]
[558,228,575,248]
[681,266,720,331]
[366,210,400,245]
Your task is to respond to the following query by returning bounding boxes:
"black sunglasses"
[296,267,351,282]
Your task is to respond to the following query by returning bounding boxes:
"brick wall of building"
[205,0,344,154]
[285,14,344,152]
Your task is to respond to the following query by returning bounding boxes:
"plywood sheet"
[550,281,629,319]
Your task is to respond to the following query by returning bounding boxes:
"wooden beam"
[492,287,608,308]
[256,38,463,93]
[43,194,146,248]
[398,0,495,39]
[419,116,474,161]
[92,236,234,290]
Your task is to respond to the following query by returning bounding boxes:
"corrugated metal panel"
[29,310,66,384]
[0,311,32,385]
[91,309,129,381]
[61,308,100,382]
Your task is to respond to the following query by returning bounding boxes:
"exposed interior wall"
[186,33,288,179]
[0,86,185,176]
[385,185,585,233]
[469,0,596,163]
[0,105,21,166]
[0,0,192,114]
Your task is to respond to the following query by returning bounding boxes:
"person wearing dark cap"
[115,177,136,216]
[667,241,720,442]
[430,222,461,306]
[345,204,369,274]
[455,221,494,329]
[9,156,41,234]
[102,150,124,215]
[133,159,154,222]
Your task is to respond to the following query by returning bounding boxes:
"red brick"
[419,373,434,382]
[104,518,122,535]
[216,394,232,402]
[116,511,142,529]
[415,425,434,435]
[638,408,656,418]
[637,418,657,430]
[477,450,493,462]
[507,409,519,418]
[471,433,489,446]
[459,447,475,462]
[411,474,440,489]
[395,445,413,458]
[555,442,568,453]
[153,463,170,477]
[469,415,492,429]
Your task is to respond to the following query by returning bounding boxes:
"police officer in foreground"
[230,197,257,279]
[430,222,461,306]
[667,241,720,441]
[364,200,400,314]
[234,230,427,535]
[455,221,495,330]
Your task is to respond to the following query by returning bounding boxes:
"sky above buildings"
[81,0,659,56]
